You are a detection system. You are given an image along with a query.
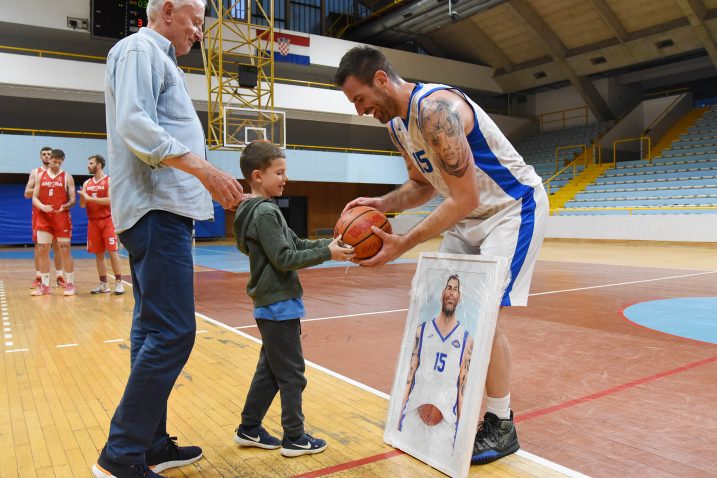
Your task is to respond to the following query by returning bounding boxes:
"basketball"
[418,404,443,426]
[334,206,392,260]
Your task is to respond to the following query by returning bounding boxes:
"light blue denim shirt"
[104,27,212,233]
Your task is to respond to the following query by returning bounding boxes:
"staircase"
[652,107,709,158]
[548,161,610,212]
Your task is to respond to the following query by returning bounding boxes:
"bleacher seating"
[512,122,611,182]
[558,106,717,215]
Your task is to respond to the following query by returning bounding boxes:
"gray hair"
[147,0,207,21]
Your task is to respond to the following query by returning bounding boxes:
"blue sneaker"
[92,447,162,478]
[145,437,202,473]
[234,425,281,449]
[280,433,327,457]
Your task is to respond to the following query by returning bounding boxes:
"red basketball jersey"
[31,166,46,223]
[84,175,112,219]
[38,169,68,211]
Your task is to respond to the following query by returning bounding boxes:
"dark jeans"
[105,211,196,464]
[241,319,307,438]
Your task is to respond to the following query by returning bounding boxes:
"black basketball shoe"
[471,411,520,465]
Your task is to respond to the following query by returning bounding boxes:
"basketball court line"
[232,270,717,330]
[196,312,586,477]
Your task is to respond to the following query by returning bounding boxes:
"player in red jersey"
[24,146,64,288]
[31,149,76,296]
[80,155,124,295]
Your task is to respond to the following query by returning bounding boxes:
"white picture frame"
[384,252,510,478]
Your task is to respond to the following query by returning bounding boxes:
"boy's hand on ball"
[329,235,355,262]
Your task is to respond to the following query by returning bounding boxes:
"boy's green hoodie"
[234,197,332,307]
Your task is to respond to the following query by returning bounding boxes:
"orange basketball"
[334,206,392,260]
[418,404,443,426]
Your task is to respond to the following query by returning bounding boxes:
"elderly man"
[93,0,245,476]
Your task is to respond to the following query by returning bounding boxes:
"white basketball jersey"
[389,83,543,219]
[403,319,469,425]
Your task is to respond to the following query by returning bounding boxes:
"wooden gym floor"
[1,238,716,478]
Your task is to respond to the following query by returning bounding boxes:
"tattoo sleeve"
[419,99,471,178]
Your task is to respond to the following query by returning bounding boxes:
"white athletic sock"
[65,272,74,284]
[41,273,50,287]
[35,270,41,277]
[486,394,511,420]
[56,269,63,278]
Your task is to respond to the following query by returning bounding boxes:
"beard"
[441,302,456,317]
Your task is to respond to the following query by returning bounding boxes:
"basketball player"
[79,155,124,295]
[31,149,76,296]
[24,146,64,288]
[398,275,473,459]
[335,46,547,464]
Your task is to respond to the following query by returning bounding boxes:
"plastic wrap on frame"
[384,252,509,478]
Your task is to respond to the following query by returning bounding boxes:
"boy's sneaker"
[114,281,125,295]
[92,448,162,478]
[234,425,281,449]
[63,283,76,296]
[31,284,51,296]
[471,411,520,465]
[30,277,42,289]
[91,282,111,294]
[56,276,66,288]
[146,436,203,473]
[280,433,327,457]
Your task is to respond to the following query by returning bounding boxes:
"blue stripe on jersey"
[502,188,537,306]
[389,120,406,152]
[452,329,470,447]
[402,83,423,129]
[399,321,426,431]
[432,318,461,342]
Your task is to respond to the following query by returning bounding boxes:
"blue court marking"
[0,244,416,272]
[623,298,717,344]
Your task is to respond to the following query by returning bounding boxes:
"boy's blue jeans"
[105,211,196,464]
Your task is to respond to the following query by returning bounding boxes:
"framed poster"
[384,252,509,477]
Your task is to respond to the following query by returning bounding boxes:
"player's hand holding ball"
[329,235,354,262]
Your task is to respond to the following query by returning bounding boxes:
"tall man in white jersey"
[335,46,548,465]
[399,275,473,459]
[25,146,64,288]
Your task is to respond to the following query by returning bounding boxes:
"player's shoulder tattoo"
[418,97,471,178]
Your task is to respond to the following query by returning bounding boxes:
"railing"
[543,156,584,195]
[538,107,588,131]
[611,137,651,167]
[552,205,717,215]
[0,126,399,156]
[554,144,587,173]
[0,44,333,90]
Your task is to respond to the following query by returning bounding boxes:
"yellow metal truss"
[203,0,275,149]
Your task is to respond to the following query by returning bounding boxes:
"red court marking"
[289,355,717,478]
[291,449,405,478]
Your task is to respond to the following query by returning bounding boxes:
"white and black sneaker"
[234,425,281,449]
[471,411,519,465]
[280,433,327,457]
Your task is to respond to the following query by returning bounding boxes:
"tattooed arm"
[457,335,474,421]
[399,326,423,429]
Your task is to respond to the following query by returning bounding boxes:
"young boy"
[232,141,354,457]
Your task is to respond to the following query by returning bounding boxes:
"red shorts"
[87,216,118,253]
[36,211,72,240]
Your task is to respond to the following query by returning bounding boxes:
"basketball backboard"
[223,107,286,149]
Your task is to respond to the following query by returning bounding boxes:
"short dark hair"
[50,149,65,160]
[446,274,460,289]
[240,141,285,182]
[89,154,106,168]
[41,146,52,153]
[334,45,400,87]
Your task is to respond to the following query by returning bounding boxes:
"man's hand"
[342,196,387,214]
[355,226,410,267]
[197,163,245,210]
[40,204,53,213]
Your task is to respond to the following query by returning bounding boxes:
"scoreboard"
[91,0,149,40]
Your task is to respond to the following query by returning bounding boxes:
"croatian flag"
[256,29,310,65]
